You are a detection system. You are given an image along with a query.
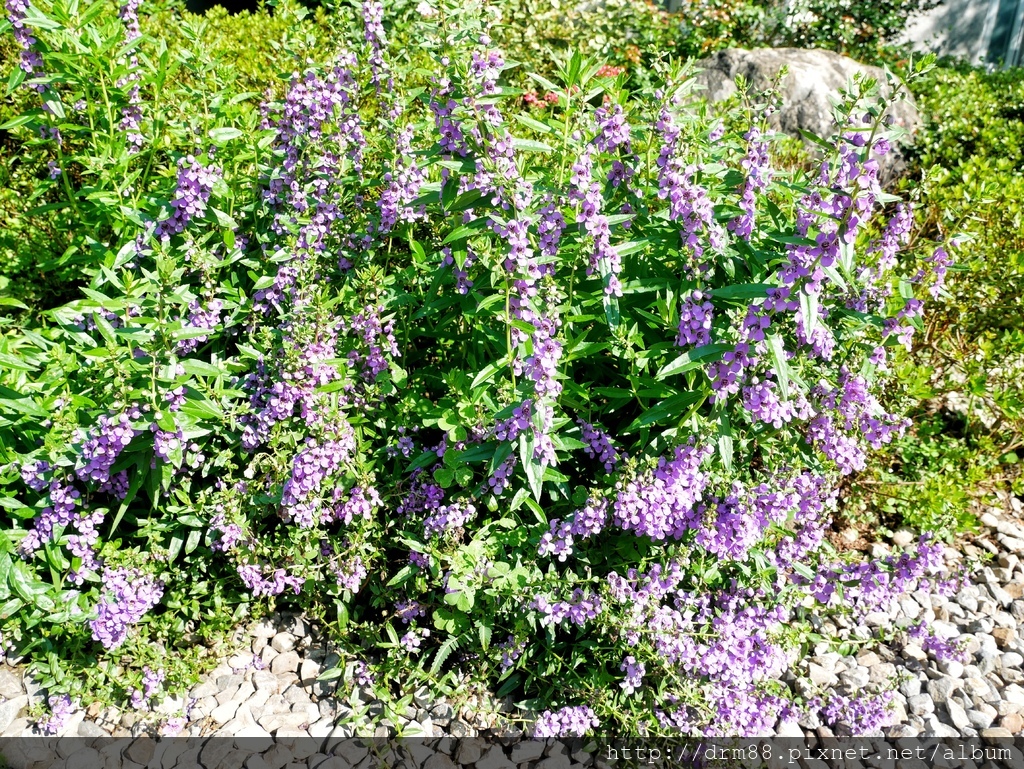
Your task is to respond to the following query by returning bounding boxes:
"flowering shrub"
[843,63,1024,534]
[1,0,962,736]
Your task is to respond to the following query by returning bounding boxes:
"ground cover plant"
[0,0,973,738]
[841,62,1024,536]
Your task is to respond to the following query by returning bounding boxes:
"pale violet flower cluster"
[532,706,599,738]
[237,564,304,597]
[676,290,714,348]
[280,433,357,527]
[423,500,476,538]
[155,156,220,239]
[90,567,164,650]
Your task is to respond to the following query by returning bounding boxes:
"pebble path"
[0,499,1022,769]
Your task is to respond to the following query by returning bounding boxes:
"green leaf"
[496,675,521,696]
[455,465,474,486]
[430,635,460,675]
[43,98,65,119]
[471,362,502,389]
[800,289,820,337]
[511,138,553,153]
[622,391,705,433]
[168,533,184,563]
[766,334,791,400]
[442,222,481,245]
[0,112,34,130]
[9,562,54,612]
[520,433,544,502]
[7,67,26,94]
[792,561,816,581]
[0,385,48,417]
[522,497,546,525]
[716,409,733,473]
[211,208,238,229]
[433,467,455,488]
[316,666,345,682]
[657,344,732,379]
[209,127,243,144]
[512,113,554,134]
[709,283,773,301]
[179,359,223,377]
[525,72,560,93]
[386,566,415,587]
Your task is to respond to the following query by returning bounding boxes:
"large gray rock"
[693,47,920,177]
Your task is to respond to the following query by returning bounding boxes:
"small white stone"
[938,659,965,679]
[271,633,296,653]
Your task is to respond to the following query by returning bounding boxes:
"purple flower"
[532,588,602,628]
[280,432,357,527]
[177,299,223,354]
[5,0,44,86]
[90,567,164,650]
[423,500,476,537]
[20,459,51,491]
[155,157,220,239]
[656,106,725,269]
[570,149,622,296]
[441,246,475,294]
[334,485,381,525]
[918,243,954,299]
[532,705,599,738]
[377,127,426,232]
[676,291,714,348]
[395,599,426,624]
[487,452,517,495]
[409,550,431,569]
[537,201,565,257]
[817,692,896,735]
[334,556,367,592]
[352,660,375,686]
[578,420,619,472]
[908,621,968,663]
[695,485,766,561]
[497,635,526,672]
[729,126,771,240]
[210,512,243,552]
[237,564,304,597]
[130,666,165,711]
[400,627,430,654]
[612,440,712,541]
[363,1,388,90]
[342,304,400,383]
[160,717,186,737]
[76,411,138,486]
[37,695,75,735]
[620,655,645,695]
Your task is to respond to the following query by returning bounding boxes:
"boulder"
[692,47,920,178]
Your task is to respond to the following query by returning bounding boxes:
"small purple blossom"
[533,705,599,738]
[400,627,430,654]
[156,157,220,239]
[90,567,164,650]
[37,695,75,735]
[237,564,304,597]
[676,291,714,348]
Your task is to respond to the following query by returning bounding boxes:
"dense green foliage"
[844,63,1024,536]
[0,0,1018,740]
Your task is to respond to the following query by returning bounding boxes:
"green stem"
[55,143,80,219]
[556,87,573,188]
[505,277,516,391]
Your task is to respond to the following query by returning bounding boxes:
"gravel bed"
[0,500,1023,768]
